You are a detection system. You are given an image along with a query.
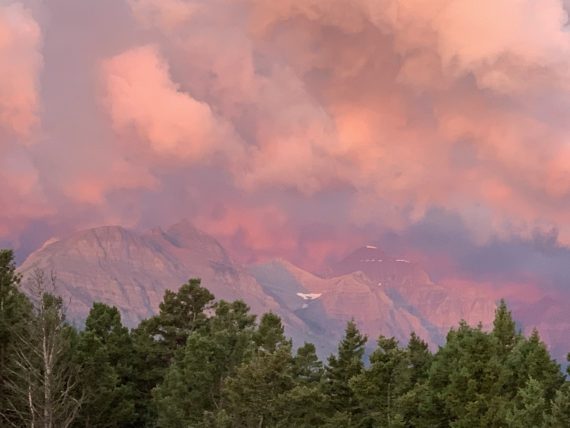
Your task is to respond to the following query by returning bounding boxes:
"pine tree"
[154,300,256,427]
[492,299,518,357]
[4,270,82,428]
[506,377,548,428]
[129,278,216,426]
[351,336,410,427]
[254,312,287,353]
[425,322,506,427]
[293,342,323,384]
[0,249,33,426]
[220,341,295,426]
[74,303,136,427]
[547,383,570,427]
[407,332,432,385]
[274,384,329,427]
[143,278,215,352]
[323,320,367,425]
[504,329,564,405]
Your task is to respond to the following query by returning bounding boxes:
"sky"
[1,0,570,298]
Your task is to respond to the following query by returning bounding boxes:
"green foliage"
[254,312,288,353]
[493,299,518,356]
[547,383,570,427]
[74,303,136,427]
[129,278,216,425]
[293,342,324,384]
[144,278,215,352]
[407,332,432,385]
[0,250,32,426]
[427,322,507,427]
[220,341,295,427]
[506,377,548,428]
[273,384,329,427]
[3,271,81,428]
[323,320,367,424]
[153,300,256,427]
[351,336,410,427]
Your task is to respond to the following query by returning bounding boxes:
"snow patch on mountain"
[296,293,322,300]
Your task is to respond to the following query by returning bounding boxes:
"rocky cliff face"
[19,221,282,326]
[250,254,497,351]
[19,223,499,357]
[331,245,497,338]
[249,259,432,348]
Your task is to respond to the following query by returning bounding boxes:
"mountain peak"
[164,219,219,248]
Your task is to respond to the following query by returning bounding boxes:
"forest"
[1,248,569,428]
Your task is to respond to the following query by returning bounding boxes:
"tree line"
[1,248,569,427]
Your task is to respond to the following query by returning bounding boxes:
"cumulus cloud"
[0,150,52,241]
[102,44,244,162]
[0,2,42,138]
[3,0,570,291]
[128,0,199,30]
[241,0,570,245]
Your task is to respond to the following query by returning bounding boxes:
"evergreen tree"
[293,342,324,384]
[547,383,570,427]
[407,331,432,385]
[274,384,329,428]
[0,249,33,426]
[504,329,564,405]
[143,278,215,353]
[220,340,295,426]
[323,320,367,425]
[351,336,410,427]
[74,303,136,427]
[425,322,506,427]
[506,377,548,428]
[153,300,256,427]
[4,271,81,428]
[492,299,518,357]
[129,278,216,426]
[254,312,287,353]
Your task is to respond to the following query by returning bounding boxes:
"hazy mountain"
[331,245,498,338]
[18,223,502,357]
[249,259,433,346]
[17,221,327,350]
[18,221,282,324]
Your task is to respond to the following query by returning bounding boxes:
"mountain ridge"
[16,221,508,357]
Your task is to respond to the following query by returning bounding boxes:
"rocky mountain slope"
[249,259,433,346]
[250,250,497,349]
[18,221,323,349]
[19,223,500,356]
[331,245,497,338]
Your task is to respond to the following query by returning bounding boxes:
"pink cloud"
[4,0,570,282]
[0,152,51,239]
[102,44,244,163]
[0,2,42,138]
[128,0,199,31]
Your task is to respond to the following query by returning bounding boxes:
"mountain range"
[16,220,565,359]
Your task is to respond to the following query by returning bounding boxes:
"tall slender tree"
[0,250,33,426]
[323,320,367,425]
[3,270,82,428]
[352,336,411,427]
[74,303,136,427]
